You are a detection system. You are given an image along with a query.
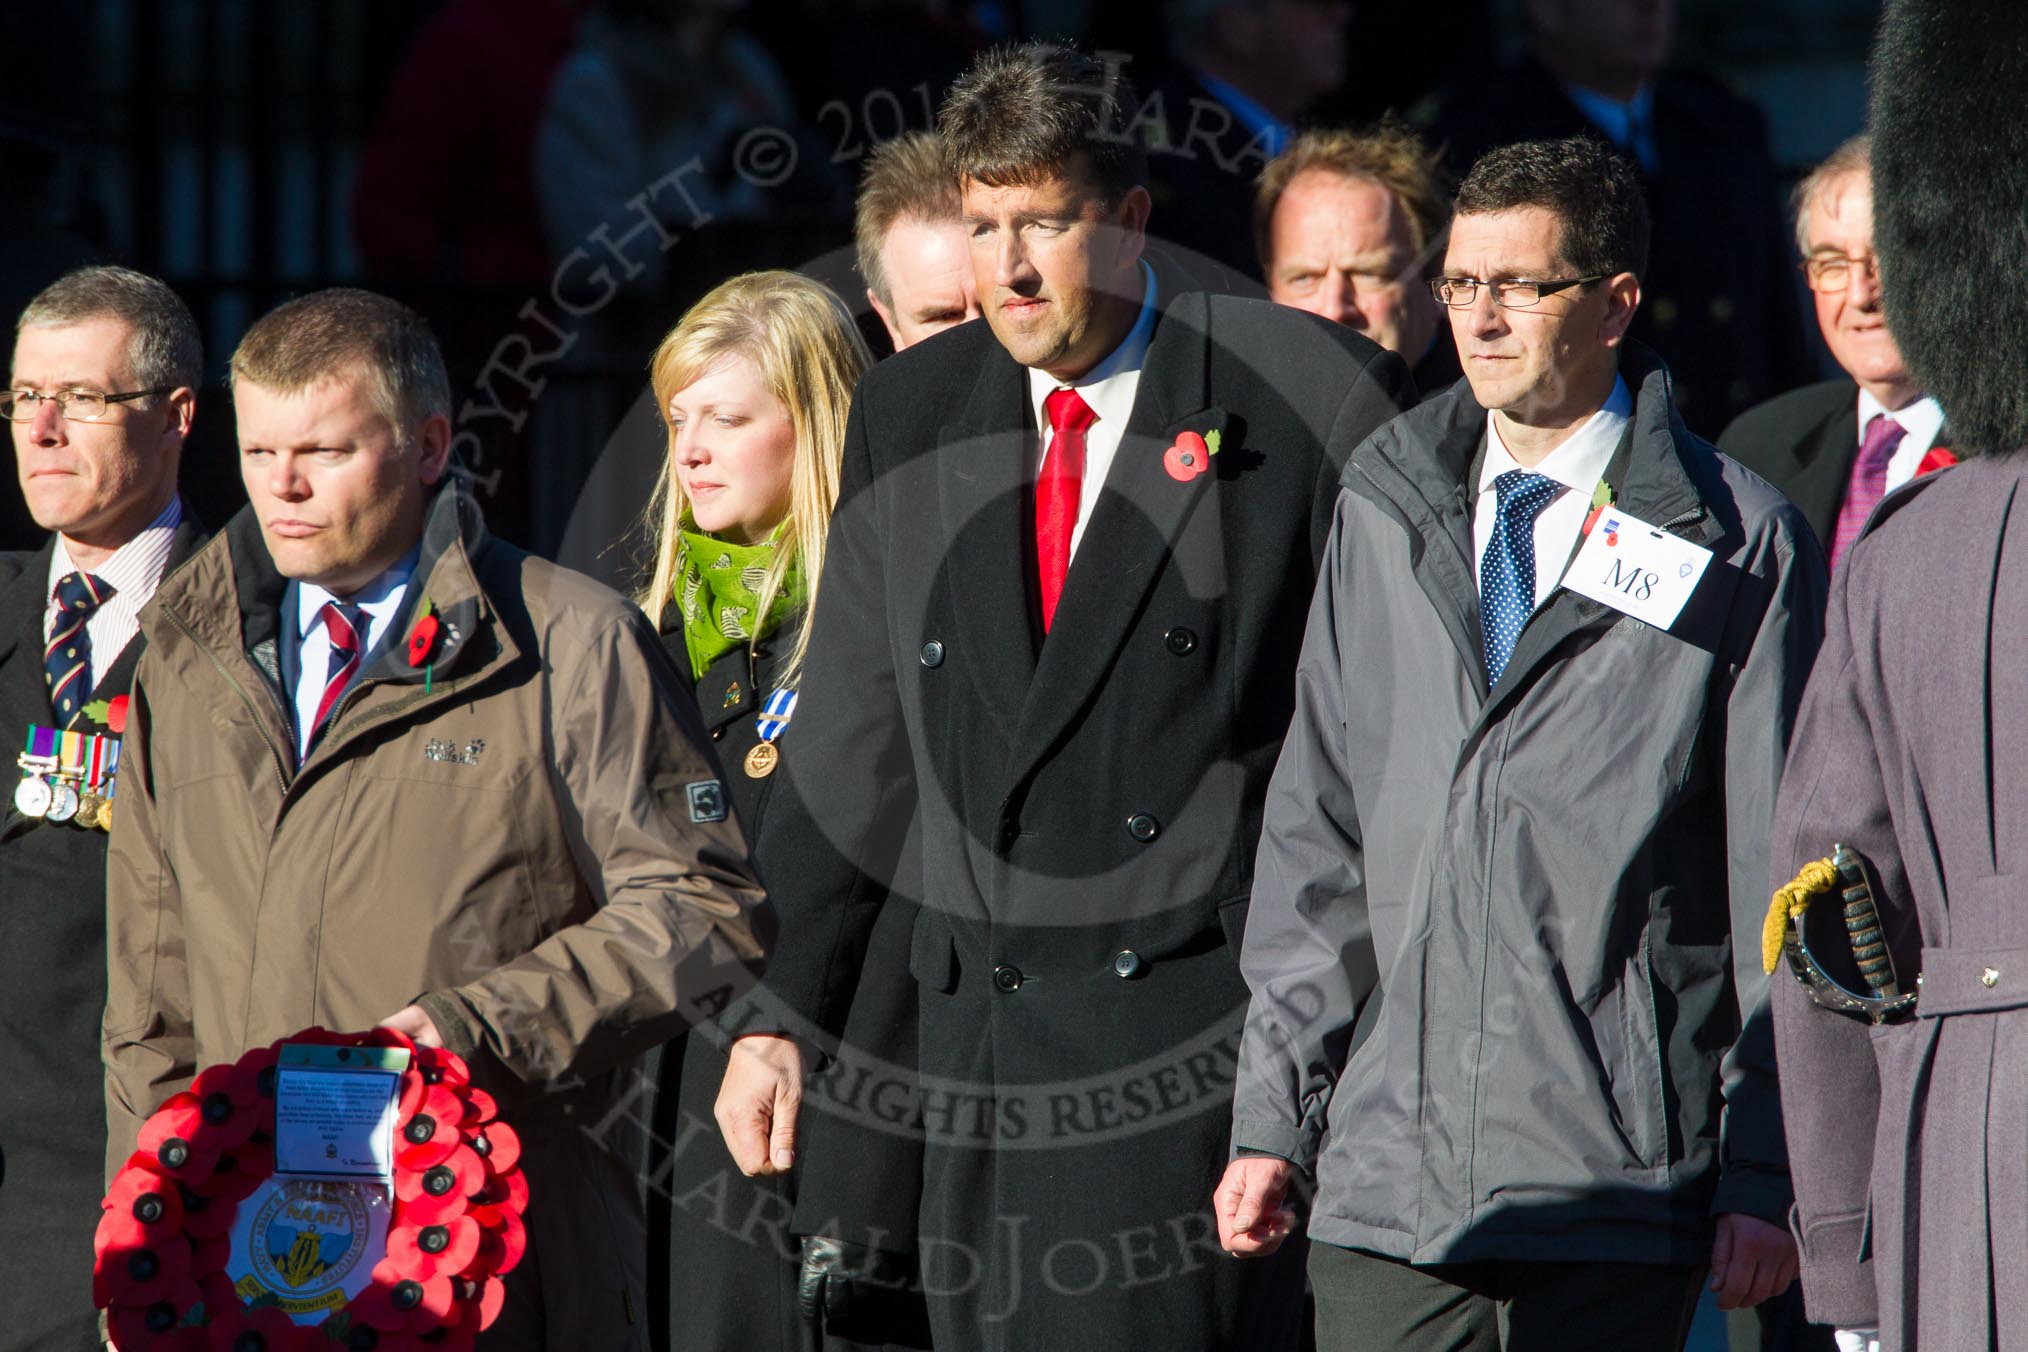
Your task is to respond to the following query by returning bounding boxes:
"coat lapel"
[0,541,55,729]
[1005,291,1224,791]
[1345,399,1488,692]
[69,514,208,728]
[938,339,1040,721]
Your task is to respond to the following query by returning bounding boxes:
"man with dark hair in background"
[1220,137,1821,1350]
[0,264,205,1350]
[1719,136,1944,568]
[1255,122,1459,395]
[716,40,1410,1351]
[1424,0,1813,433]
[854,129,983,353]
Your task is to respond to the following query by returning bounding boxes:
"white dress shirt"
[45,496,183,699]
[1027,260,1159,562]
[1472,375,1633,610]
[288,549,419,759]
[1862,389,1946,493]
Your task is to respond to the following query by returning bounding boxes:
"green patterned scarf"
[673,523,805,680]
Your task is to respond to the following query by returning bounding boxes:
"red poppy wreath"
[95,1027,527,1351]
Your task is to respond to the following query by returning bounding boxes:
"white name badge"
[1562,507,1714,630]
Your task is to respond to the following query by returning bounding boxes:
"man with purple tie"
[1719,136,1946,567]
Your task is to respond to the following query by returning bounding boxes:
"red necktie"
[312,601,364,733]
[1828,413,1908,571]
[1037,387,1096,632]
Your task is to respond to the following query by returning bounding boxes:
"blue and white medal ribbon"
[744,689,797,779]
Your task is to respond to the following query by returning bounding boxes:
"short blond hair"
[1254,123,1451,276]
[641,272,870,685]
[855,132,962,307]
[1792,134,1871,256]
[230,288,449,442]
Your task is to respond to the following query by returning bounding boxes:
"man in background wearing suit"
[1719,136,1944,570]
[1144,0,1355,277]
[717,41,1410,1351]
[1255,123,1461,397]
[1424,0,1813,431]
[0,265,204,1350]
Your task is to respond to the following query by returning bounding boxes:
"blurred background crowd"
[8,0,1877,572]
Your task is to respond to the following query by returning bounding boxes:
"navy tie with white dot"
[1479,470,1564,688]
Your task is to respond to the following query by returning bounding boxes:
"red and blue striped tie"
[44,571,113,722]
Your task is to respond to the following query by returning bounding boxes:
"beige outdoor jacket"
[103,486,771,1347]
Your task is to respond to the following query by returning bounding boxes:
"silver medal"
[44,779,79,822]
[13,775,51,818]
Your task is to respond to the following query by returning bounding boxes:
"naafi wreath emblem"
[95,1026,527,1350]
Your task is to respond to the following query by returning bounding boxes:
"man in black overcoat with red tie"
[713,41,1412,1352]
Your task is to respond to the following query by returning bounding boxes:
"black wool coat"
[753,275,1412,1350]
[649,616,930,1352]
[0,516,203,1352]
[1718,378,1861,548]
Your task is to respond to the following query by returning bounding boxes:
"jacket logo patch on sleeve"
[424,739,485,766]
[687,779,727,823]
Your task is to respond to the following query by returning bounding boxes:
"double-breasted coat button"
[992,964,1023,993]
[711,727,724,740]
[920,640,945,668]
[1163,627,1197,656]
[1127,814,1159,842]
[1113,950,1143,979]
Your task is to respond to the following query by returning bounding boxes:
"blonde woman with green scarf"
[638,270,873,1351]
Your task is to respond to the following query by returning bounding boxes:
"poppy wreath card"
[96,1027,527,1349]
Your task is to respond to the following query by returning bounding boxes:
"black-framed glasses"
[1800,252,1879,293]
[1428,275,1606,309]
[0,386,172,423]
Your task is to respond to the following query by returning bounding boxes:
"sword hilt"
[1832,842,1900,999]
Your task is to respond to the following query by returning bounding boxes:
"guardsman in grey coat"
[1769,2,2028,1348]
[1220,138,1826,1351]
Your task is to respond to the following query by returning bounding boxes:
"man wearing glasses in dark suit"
[1719,136,1946,571]
[0,265,206,1350]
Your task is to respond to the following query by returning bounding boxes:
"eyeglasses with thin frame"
[0,386,172,423]
[1801,252,1879,294]
[1428,275,1607,310]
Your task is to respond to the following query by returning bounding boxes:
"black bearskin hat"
[1871,0,2028,456]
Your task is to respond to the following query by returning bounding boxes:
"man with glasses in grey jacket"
[1215,137,1826,1350]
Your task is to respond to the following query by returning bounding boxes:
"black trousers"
[1309,1242,1705,1352]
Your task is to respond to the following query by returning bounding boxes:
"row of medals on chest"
[16,726,117,830]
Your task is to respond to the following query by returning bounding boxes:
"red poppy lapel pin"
[80,693,130,734]
[408,601,441,668]
[409,599,443,693]
[1163,428,1221,482]
[1916,446,1958,476]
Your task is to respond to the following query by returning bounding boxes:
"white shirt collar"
[1857,388,1944,447]
[1479,374,1632,498]
[294,544,422,646]
[1027,260,1158,436]
[47,496,183,604]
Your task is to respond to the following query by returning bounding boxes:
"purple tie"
[1829,414,1908,571]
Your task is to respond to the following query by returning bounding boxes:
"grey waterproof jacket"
[1231,350,1827,1265]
